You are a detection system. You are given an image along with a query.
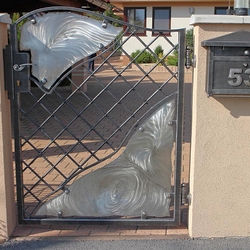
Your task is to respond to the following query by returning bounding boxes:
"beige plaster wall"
[0,14,16,240]
[189,16,250,238]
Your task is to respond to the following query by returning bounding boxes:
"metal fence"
[5,7,185,225]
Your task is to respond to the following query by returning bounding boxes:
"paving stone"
[50,224,81,230]
[28,229,62,237]
[167,225,189,235]
[59,229,90,237]
[11,226,33,237]
[136,226,167,235]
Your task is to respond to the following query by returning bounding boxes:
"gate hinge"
[185,46,194,69]
[181,183,190,205]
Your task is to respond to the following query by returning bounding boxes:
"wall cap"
[190,14,250,25]
[0,13,12,24]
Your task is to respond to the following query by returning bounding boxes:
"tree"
[186,28,193,48]
[104,4,122,27]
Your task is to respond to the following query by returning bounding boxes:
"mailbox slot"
[213,46,248,56]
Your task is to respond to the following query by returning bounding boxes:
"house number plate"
[211,61,250,95]
[228,68,250,87]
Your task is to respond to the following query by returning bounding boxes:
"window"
[153,7,171,36]
[214,7,233,15]
[124,7,146,35]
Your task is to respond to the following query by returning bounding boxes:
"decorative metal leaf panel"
[36,100,175,217]
[20,12,122,92]
[9,7,185,225]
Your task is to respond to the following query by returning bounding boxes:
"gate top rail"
[12,6,185,34]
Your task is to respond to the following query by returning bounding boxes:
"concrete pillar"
[189,15,250,238]
[0,14,16,241]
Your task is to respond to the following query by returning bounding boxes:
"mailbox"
[202,30,250,96]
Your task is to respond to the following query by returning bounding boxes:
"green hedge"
[131,50,157,64]
[130,29,193,66]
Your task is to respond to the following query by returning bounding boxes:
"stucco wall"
[189,15,250,238]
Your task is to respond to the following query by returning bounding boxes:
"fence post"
[189,15,250,238]
[0,13,16,241]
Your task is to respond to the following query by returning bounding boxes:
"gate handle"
[13,63,36,71]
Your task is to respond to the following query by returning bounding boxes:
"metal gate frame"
[4,7,186,226]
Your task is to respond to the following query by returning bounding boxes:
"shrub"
[166,51,178,66]
[131,50,156,64]
[166,29,193,66]
[165,29,193,66]
[186,29,193,48]
[154,45,164,57]
[131,50,140,59]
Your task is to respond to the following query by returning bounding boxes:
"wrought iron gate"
[5,7,186,225]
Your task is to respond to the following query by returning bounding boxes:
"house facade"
[110,0,234,56]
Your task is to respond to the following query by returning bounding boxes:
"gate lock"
[3,44,30,99]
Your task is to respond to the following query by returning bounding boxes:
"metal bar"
[9,23,27,224]
[13,6,184,37]
[23,217,179,226]
[173,28,186,224]
[12,92,25,224]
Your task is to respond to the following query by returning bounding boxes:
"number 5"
[228,68,243,86]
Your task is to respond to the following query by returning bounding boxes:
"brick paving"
[11,56,192,240]
[12,224,189,240]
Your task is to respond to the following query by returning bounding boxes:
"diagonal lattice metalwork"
[9,7,185,224]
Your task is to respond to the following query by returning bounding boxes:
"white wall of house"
[171,6,214,29]
[123,6,215,55]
